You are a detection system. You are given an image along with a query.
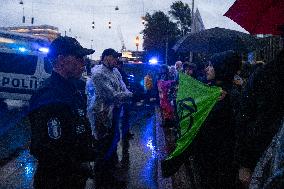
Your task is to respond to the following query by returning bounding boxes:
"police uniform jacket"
[29,71,96,165]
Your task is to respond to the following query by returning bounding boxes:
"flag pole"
[191,0,194,31]
[190,0,195,62]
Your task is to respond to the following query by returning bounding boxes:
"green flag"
[161,73,221,177]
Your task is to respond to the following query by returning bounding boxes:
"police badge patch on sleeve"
[47,118,62,139]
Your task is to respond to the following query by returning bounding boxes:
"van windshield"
[0,52,37,75]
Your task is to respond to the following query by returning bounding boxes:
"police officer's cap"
[48,36,95,60]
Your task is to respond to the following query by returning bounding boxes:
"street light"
[135,36,140,51]
[20,1,25,23]
[135,36,140,61]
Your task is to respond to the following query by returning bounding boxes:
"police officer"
[29,36,96,189]
[90,49,132,188]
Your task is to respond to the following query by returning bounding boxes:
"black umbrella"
[172,27,260,53]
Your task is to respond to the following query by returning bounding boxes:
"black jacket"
[235,56,284,170]
[191,83,240,189]
[29,72,96,165]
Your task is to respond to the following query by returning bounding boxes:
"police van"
[0,47,52,107]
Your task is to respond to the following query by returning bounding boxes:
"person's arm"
[86,78,96,137]
[86,78,96,109]
[115,70,133,101]
[114,69,132,93]
[92,72,131,108]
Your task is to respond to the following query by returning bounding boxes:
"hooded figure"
[189,51,241,189]
[236,49,284,188]
[209,50,242,88]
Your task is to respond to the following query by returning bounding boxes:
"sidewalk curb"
[155,106,173,189]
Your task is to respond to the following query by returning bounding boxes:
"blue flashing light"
[149,58,158,64]
[39,47,49,53]
[18,47,27,52]
[140,79,144,87]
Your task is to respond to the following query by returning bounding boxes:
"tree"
[142,11,180,64]
[169,1,192,36]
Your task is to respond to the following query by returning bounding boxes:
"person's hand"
[218,90,227,101]
[239,167,252,186]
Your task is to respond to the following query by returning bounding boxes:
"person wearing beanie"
[207,50,242,88]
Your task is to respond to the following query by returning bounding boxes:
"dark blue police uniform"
[29,71,96,189]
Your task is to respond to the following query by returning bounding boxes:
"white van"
[0,47,52,105]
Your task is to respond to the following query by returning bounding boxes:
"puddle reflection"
[141,116,158,189]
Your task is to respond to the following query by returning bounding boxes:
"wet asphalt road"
[117,105,158,189]
[0,104,165,189]
[0,105,30,162]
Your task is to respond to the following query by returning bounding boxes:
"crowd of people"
[27,35,283,189]
[156,50,284,189]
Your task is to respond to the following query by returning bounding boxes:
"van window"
[44,57,53,74]
[0,52,37,75]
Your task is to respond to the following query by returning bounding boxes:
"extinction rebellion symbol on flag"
[177,97,197,138]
